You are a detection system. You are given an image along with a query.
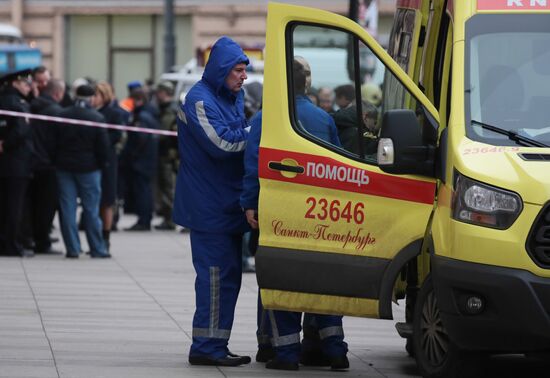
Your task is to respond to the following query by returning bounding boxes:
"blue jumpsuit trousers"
[189,230,243,358]
[257,294,348,363]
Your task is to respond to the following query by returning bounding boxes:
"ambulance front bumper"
[432,255,550,352]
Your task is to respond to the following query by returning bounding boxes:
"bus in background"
[0,23,41,76]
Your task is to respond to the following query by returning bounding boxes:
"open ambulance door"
[256,3,439,319]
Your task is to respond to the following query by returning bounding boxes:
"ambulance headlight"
[452,172,522,229]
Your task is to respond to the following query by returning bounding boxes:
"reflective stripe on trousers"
[192,267,232,339]
[268,310,300,347]
[319,325,344,339]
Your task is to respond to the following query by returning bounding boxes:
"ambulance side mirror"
[377,109,436,177]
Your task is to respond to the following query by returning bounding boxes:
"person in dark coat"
[333,100,379,157]
[92,81,123,250]
[121,88,159,231]
[54,84,110,258]
[239,59,348,371]
[0,68,34,257]
[28,78,66,254]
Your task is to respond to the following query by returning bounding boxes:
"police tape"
[0,109,178,137]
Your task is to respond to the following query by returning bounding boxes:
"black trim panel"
[378,239,423,319]
[256,246,390,299]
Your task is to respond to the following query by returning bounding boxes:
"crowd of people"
[0,65,180,258]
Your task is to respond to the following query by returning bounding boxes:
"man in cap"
[0,68,34,257]
[154,80,178,231]
[54,84,111,258]
[173,36,251,366]
[121,88,159,231]
[119,80,142,113]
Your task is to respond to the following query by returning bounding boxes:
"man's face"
[295,57,311,93]
[335,95,350,110]
[225,63,248,93]
[155,89,172,104]
[34,71,50,92]
[363,113,378,132]
[13,78,32,97]
[318,88,334,112]
[53,84,66,103]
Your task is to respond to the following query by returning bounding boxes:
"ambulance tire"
[412,275,482,378]
[405,337,415,357]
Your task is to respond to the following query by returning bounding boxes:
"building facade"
[0,0,395,97]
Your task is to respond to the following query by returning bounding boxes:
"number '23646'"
[305,197,365,224]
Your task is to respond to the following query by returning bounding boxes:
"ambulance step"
[395,322,413,339]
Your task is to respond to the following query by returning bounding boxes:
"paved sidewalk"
[0,215,420,378]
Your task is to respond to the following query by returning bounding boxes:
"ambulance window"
[289,24,357,154]
[466,14,550,146]
[288,23,427,165]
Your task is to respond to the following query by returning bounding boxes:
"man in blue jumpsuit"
[173,36,251,367]
[240,58,348,371]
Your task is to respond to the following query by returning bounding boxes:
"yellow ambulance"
[255,1,550,376]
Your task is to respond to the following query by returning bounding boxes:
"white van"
[159,58,263,103]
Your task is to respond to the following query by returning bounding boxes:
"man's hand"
[245,209,258,229]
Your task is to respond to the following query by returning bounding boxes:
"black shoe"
[124,223,151,231]
[188,354,251,366]
[35,247,63,255]
[65,253,79,259]
[330,355,350,371]
[90,252,111,259]
[227,351,252,364]
[256,348,276,363]
[0,251,21,257]
[20,249,34,258]
[266,358,299,371]
[300,350,331,367]
[154,221,176,231]
[22,239,35,250]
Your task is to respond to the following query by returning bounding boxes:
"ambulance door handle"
[268,162,304,174]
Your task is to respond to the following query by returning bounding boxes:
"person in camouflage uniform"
[154,81,179,230]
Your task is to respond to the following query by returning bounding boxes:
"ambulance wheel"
[412,275,482,378]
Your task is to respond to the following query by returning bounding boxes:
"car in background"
[159,58,263,104]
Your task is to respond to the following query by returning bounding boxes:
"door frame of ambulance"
[256,3,439,320]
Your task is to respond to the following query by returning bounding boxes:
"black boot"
[265,358,299,370]
[102,230,110,252]
[330,355,350,371]
[299,349,331,366]
[256,347,276,362]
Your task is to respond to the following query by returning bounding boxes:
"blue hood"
[202,36,249,95]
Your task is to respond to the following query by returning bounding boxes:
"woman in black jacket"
[93,81,124,251]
